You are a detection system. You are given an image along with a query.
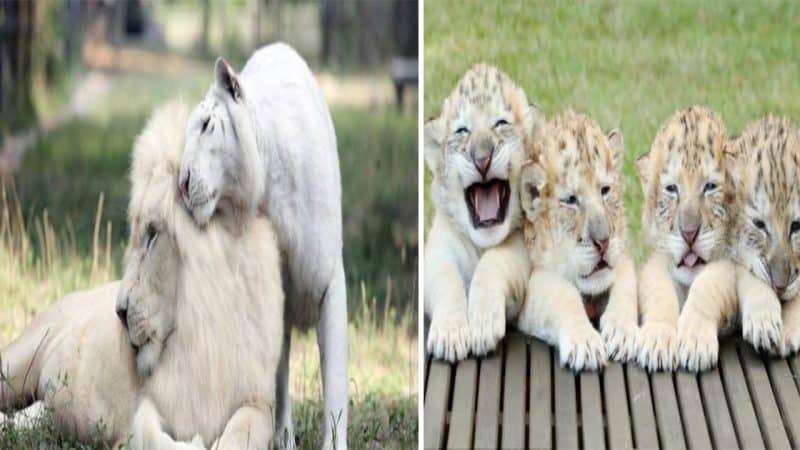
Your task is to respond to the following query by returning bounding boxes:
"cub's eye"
[145,224,158,250]
[753,219,766,230]
[201,116,211,133]
[455,126,469,135]
[704,182,718,193]
[665,184,678,194]
[600,185,611,196]
[791,221,800,234]
[494,119,510,128]
[561,195,579,206]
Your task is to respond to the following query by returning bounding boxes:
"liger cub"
[424,64,544,361]
[728,117,800,357]
[516,110,637,371]
[634,106,736,372]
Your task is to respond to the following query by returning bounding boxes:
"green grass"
[0,69,417,448]
[424,0,800,260]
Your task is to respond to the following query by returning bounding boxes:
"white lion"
[178,43,347,449]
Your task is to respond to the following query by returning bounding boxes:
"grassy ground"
[0,69,417,448]
[424,0,800,260]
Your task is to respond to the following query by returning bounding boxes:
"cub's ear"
[424,116,444,174]
[520,161,547,222]
[634,153,650,189]
[525,102,546,139]
[607,128,624,169]
[215,57,243,102]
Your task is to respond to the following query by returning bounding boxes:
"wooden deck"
[424,333,800,450]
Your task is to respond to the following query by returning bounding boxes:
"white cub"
[516,110,637,371]
[424,63,543,361]
[178,43,347,449]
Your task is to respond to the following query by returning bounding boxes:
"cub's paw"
[777,320,800,357]
[742,302,782,352]
[677,315,719,372]
[467,289,506,356]
[558,326,607,371]
[635,323,677,372]
[427,309,471,362]
[600,313,638,362]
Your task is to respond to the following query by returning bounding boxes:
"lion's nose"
[593,237,609,255]
[473,155,491,177]
[116,305,128,329]
[680,226,699,245]
[180,170,191,198]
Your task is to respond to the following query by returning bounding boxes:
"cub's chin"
[575,264,614,297]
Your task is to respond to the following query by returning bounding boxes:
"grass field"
[424,0,800,260]
[0,70,417,448]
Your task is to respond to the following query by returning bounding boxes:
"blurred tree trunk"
[0,0,35,134]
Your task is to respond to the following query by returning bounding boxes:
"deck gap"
[694,371,718,449]
[442,361,457,449]
[623,364,638,449]
[670,370,690,449]
[716,346,744,449]
[470,357,482,450]
[763,353,796,448]
[550,344,556,450]
[576,371,584,450]
[498,340,507,450]
[646,365,664,450]
[599,369,610,450]
[525,338,531,450]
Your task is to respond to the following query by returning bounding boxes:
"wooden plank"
[474,347,502,449]
[675,371,712,450]
[739,343,791,450]
[554,357,579,450]
[626,364,659,449]
[502,336,527,449]
[603,363,633,449]
[446,359,478,450]
[424,360,452,449]
[718,341,765,450]
[529,339,552,449]
[580,371,605,450]
[651,372,687,450]
[766,358,800,448]
[698,368,739,450]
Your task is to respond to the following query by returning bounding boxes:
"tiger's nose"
[593,238,609,255]
[681,227,699,245]
[116,305,128,329]
[473,155,491,177]
[179,170,191,198]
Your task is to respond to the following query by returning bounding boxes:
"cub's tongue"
[474,183,501,222]
[683,251,699,268]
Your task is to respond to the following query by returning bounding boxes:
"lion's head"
[636,106,733,287]
[519,110,625,296]
[179,57,264,226]
[425,63,543,248]
[730,117,800,301]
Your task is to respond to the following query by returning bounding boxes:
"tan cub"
[634,106,736,372]
[424,64,543,361]
[516,110,637,371]
[729,117,800,356]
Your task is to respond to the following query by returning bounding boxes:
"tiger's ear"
[215,57,244,102]
[607,128,624,170]
[520,161,547,222]
[634,153,650,190]
[424,116,444,174]
[525,102,546,139]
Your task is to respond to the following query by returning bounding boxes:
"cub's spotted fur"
[634,106,737,372]
[516,110,637,371]
[424,64,543,361]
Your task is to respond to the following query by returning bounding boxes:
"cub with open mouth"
[515,110,637,371]
[633,106,736,372]
[424,63,544,361]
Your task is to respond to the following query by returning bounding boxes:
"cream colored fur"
[424,64,543,361]
[119,100,283,449]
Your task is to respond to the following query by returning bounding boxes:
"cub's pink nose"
[681,227,699,245]
[593,238,609,255]
[180,170,191,198]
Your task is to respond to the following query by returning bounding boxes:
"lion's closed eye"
[145,224,158,251]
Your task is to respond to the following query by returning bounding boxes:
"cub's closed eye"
[145,224,158,250]
[455,126,469,135]
[201,117,211,133]
[753,218,766,230]
[665,184,678,194]
[704,182,718,192]
[494,119,510,128]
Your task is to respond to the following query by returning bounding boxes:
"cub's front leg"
[516,270,606,371]
[739,266,782,352]
[677,259,738,372]
[468,232,530,356]
[424,219,474,362]
[635,252,679,371]
[599,254,638,362]
[777,298,800,356]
